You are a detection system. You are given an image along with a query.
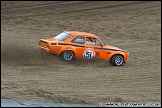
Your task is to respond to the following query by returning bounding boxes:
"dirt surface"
[1,1,161,106]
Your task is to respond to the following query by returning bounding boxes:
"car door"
[85,37,107,60]
[83,37,96,59]
[71,36,86,59]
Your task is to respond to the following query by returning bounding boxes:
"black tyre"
[61,50,74,61]
[110,55,124,66]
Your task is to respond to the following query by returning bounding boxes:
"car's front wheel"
[61,50,74,61]
[110,55,124,66]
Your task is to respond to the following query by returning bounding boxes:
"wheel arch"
[110,54,125,63]
[59,47,76,56]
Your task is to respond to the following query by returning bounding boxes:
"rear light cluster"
[39,41,41,45]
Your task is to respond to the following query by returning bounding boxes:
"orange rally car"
[39,31,129,66]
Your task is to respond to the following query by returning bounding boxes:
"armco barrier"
[1,99,97,107]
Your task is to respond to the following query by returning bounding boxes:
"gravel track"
[1,1,161,105]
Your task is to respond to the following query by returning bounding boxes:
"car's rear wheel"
[110,55,124,66]
[61,50,74,61]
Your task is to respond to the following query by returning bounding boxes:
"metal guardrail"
[1,99,97,107]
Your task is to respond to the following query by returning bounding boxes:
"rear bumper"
[39,46,49,52]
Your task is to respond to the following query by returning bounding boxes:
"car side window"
[86,37,94,45]
[95,39,102,46]
[86,37,101,46]
[72,36,85,44]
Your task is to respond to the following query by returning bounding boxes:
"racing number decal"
[83,48,95,59]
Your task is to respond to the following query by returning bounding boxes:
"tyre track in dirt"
[1,1,154,19]
[1,1,86,11]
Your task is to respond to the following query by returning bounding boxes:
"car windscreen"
[54,32,71,41]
